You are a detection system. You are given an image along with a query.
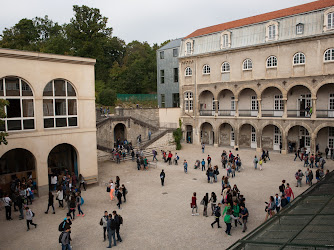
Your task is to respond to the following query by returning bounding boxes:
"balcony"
[262,109,283,117]
[199,110,215,116]
[218,110,235,116]
[239,109,258,117]
[287,110,311,118]
[316,110,334,118]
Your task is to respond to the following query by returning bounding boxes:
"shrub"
[173,119,182,150]
[98,89,117,106]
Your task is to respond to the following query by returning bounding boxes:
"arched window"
[185,67,192,76]
[293,52,306,65]
[0,76,35,131]
[43,79,78,129]
[243,59,252,70]
[184,92,193,111]
[221,62,230,73]
[266,56,278,68]
[324,48,334,62]
[203,65,211,74]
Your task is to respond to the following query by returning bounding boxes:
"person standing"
[100,211,108,242]
[202,193,209,217]
[68,196,76,220]
[308,169,314,186]
[121,184,127,203]
[259,158,263,171]
[211,203,222,228]
[232,201,241,227]
[223,208,233,236]
[109,180,115,201]
[295,169,304,187]
[148,130,152,140]
[174,153,179,165]
[183,160,188,173]
[239,204,249,232]
[45,191,55,214]
[285,183,294,202]
[57,188,64,208]
[253,156,258,170]
[191,192,199,216]
[209,192,217,216]
[60,226,72,250]
[116,188,122,209]
[325,146,329,159]
[79,174,86,191]
[25,207,37,231]
[279,180,286,196]
[207,155,212,167]
[201,159,206,171]
[16,193,24,220]
[160,170,165,186]
[201,143,205,153]
[3,194,12,220]
[107,214,116,248]
[113,211,123,243]
[274,194,281,213]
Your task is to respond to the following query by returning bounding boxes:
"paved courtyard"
[1,143,333,250]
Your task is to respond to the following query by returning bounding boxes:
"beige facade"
[0,48,98,196]
[179,4,334,155]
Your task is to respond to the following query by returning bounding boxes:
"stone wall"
[122,108,159,127]
[146,132,175,150]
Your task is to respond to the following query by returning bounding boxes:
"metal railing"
[261,109,283,117]
[316,109,334,118]
[287,109,311,118]
[239,109,258,117]
[199,110,215,116]
[218,110,235,116]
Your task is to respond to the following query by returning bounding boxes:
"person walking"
[253,156,258,169]
[211,203,222,228]
[107,214,117,248]
[69,196,76,219]
[57,188,64,208]
[76,193,85,217]
[3,194,12,220]
[113,211,123,243]
[109,180,115,201]
[174,153,179,165]
[16,193,24,220]
[25,206,37,231]
[209,192,217,216]
[207,155,212,167]
[285,183,294,202]
[45,191,55,214]
[167,151,173,165]
[100,211,108,242]
[152,150,158,162]
[183,160,188,173]
[295,169,304,187]
[202,193,209,217]
[239,204,249,232]
[191,192,199,216]
[121,184,127,202]
[308,169,314,186]
[201,143,205,153]
[274,194,281,213]
[264,196,275,221]
[160,170,165,186]
[79,174,86,191]
[223,207,233,236]
[116,188,122,209]
[259,158,263,171]
[60,226,72,250]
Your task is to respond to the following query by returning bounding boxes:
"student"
[211,203,222,228]
[57,188,64,208]
[76,193,85,217]
[3,194,12,220]
[183,160,188,173]
[109,180,115,201]
[174,153,179,165]
[107,214,116,248]
[232,201,241,227]
[191,192,199,216]
[160,170,165,186]
[201,143,205,153]
[259,158,263,171]
[45,191,55,214]
[253,156,258,169]
[79,174,86,191]
[121,184,127,202]
[202,193,209,217]
[113,211,123,242]
[201,159,206,171]
[16,193,24,220]
[239,204,249,232]
[69,196,76,219]
[274,194,281,213]
[209,192,217,216]
[100,211,109,242]
[280,194,289,208]
[60,226,72,250]
[285,183,294,202]
[25,207,37,231]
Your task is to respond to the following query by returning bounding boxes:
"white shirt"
[26,187,31,197]
[51,176,57,185]
[3,197,11,206]
[110,183,114,190]
[57,190,63,200]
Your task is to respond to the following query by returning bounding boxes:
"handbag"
[106,187,111,192]
[200,199,204,205]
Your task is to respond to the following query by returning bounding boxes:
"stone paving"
[1,143,333,250]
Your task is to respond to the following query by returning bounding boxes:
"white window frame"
[203,64,211,75]
[231,96,235,111]
[161,94,165,108]
[222,34,229,48]
[220,31,231,49]
[296,23,304,35]
[324,8,334,32]
[185,40,193,55]
[1,77,35,132]
[185,67,192,76]
[160,51,164,59]
[293,52,306,65]
[231,127,235,142]
[274,95,283,110]
[329,127,334,149]
[266,21,278,42]
[274,126,281,146]
[221,62,230,73]
[251,127,256,143]
[173,48,178,57]
[243,59,253,71]
[251,96,258,110]
[43,79,78,129]
[184,92,193,112]
[324,48,334,62]
[266,56,277,68]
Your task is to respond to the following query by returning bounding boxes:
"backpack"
[279,184,284,193]
[58,221,66,232]
[118,215,123,225]
[295,172,299,180]
[100,218,103,226]
[32,211,35,217]
[59,232,64,243]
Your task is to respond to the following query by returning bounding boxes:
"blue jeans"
[184,166,187,173]
[108,230,116,247]
[78,205,84,215]
[62,243,71,250]
[202,149,204,153]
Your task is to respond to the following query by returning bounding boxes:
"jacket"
[26,209,33,220]
[274,196,281,208]
[61,231,71,245]
[107,218,117,231]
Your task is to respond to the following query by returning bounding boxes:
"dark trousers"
[225,222,232,235]
[116,228,122,242]
[108,230,116,247]
[58,199,64,208]
[46,203,55,213]
[211,217,220,228]
[26,220,36,229]
[79,182,86,191]
[161,178,165,186]
[27,196,32,205]
[117,198,122,209]
[103,227,107,240]
[69,208,75,218]
[202,165,205,171]
[5,206,11,220]
[123,193,126,202]
[276,206,280,213]
[78,204,84,215]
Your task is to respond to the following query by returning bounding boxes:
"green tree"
[173,119,182,150]
[98,89,117,106]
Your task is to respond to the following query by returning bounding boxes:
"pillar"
[311,97,317,119]
[235,99,239,117]
[256,129,262,152]
[257,99,262,118]
[311,134,317,155]
[281,133,288,155]
[234,130,239,150]
[36,158,49,197]
[214,127,219,147]
[283,98,287,118]
[214,100,218,115]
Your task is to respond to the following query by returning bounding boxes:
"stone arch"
[284,122,313,136]
[260,85,286,99]
[286,84,313,118]
[0,75,36,95]
[314,76,334,94]
[219,122,236,147]
[314,125,334,155]
[238,121,258,131]
[286,83,313,96]
[260,120,284,135]
[200,122,214,145]
[217,89,235,113]
[238,122,258,149]
[114,123,127,144]
[217,88,236,98]
[198,90,215,114]
[261,122,284,151]
[286,124,312,153]
[236,86,260,99]
[313,123,334,137]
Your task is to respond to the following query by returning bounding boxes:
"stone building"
[0,48,98,196]
[157,39,181,108]
[178,0,334,155]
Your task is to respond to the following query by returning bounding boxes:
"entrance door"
[251,127,257,148]
[186,126,193,144]
[251,96,258,117]
[230,128,235,147]
[300,127,310,152]
[329,94,334,118]
[273,127,281,151]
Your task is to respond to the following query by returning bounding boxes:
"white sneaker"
[192,214,194,216]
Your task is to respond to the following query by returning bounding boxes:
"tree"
[0,99,9,145]
[98,89,117,106]
[173,119,183,150]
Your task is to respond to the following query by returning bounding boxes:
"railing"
[218,110,235,116]
[199,110,215,116]
[239,109,258,117]
[262,109,283,117]
[316,110,334,118]
[287,109,311,118]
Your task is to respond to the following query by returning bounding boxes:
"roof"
[157,38,182,51]
[228,170,334,249]
[185,0,334,39]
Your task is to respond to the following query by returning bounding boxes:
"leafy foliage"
[98,89,117,106]
[173,119,183,150]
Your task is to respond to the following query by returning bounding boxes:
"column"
[311,97,317,119]
[283,98,287,118]
[235,99,239,117]
[234,130,239,150]
[214,100,218,115]
[214,127,219,147]
[281,133,288,155]
[256,130,262,152]
[257,99,262,118]
[311,134,317,155]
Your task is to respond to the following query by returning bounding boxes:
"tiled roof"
[184,0,334,39]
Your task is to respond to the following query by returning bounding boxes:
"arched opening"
[262,125,282,151]
[186,125,193,144]
[287,85,312,118]
[316,126,334,157]
[217,89,235,116]
[239,124,256,149]
[48,144,78,179]
[199,90,214,116]
[316,83,334,118]
[261,87,283,117]
[287,125,310,153]
[0,148,36,194]
[200,122,214,145]
[114,123,126,146]
[219,123,235,147]
[238,88,258,117]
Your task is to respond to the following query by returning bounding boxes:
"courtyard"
[1,143,333,250]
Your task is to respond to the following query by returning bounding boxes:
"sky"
[0,0,316,45]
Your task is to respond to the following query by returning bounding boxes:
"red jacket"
[191,196,196,206]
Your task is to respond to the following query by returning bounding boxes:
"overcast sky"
[0,0,316,45]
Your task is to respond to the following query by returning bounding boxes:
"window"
[274,126,281,145]
[324,48,334,62]
[173,93,180,107]
[231,96,235,110]
[174,68,179,83]
[173,48,178,57]
[274,95,283,110]
[43,79,77,129]
[203,65,211,74]
[222,34,229,48]
[222,62,230,73]
[160,51,164,59]
[296,23,304,34]
[160,70,165,84]
[268,25,276,40]
[186,42,192,55]
[185,67,192,76]
[231,128,235,141]
[251,96,258,110]
[328,12,334,30]
[0,77,34,131]
[251,127,256,143]
[161,94,165,108]
[293,52,306,65]
[266,56,277,68]
[243,59,252,70]
[184,92,193,111]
